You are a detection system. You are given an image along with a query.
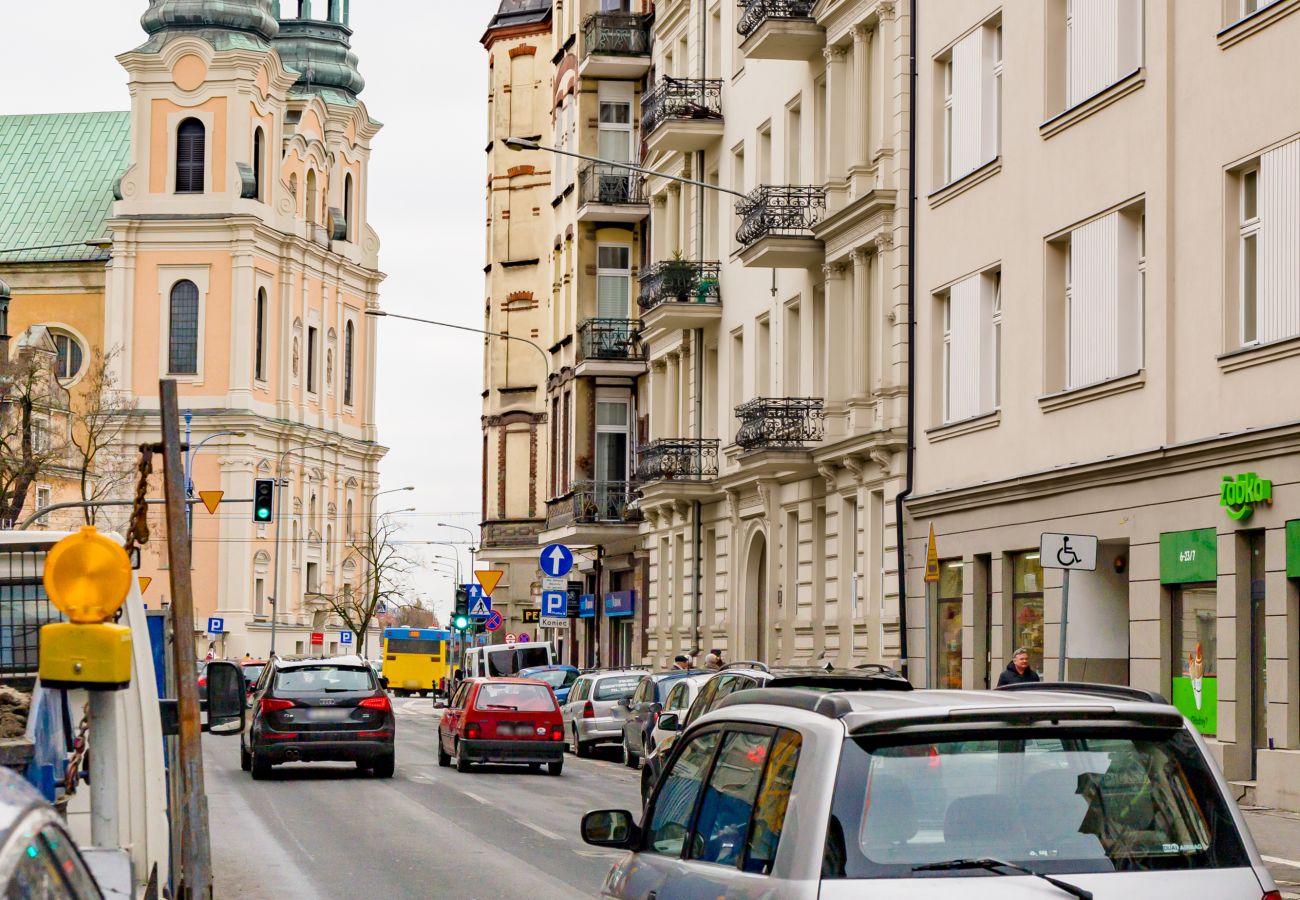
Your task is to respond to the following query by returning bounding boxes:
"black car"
[638,662,912,804]
[241,655,395,779]
[618,668,703,769]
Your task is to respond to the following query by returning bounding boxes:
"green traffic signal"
[453,614,469,631]
[253,478,275,523]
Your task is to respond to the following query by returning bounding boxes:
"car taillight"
[260,698,294,714]
[583,700,594,719]
[1263,893,1282,900]
[465,721,481,739]
[359,696,391,712]
[198,678,207,688]
[550,724,564,741]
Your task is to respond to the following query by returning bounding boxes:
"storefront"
[935,560,964,689]
[605,590,635,667]
[1162,528,1219,737]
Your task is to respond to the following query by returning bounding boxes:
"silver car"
[562,669,642,757]
[582,683,1278,899]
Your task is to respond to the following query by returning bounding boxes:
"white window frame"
[1065,0,1144,109]
[35,485,51,511]
[594,390,631,486]
[596,244,632,319]
[156,266,210,384]
[939,16,1000,187]
[939,267,1001,424]
[942,58,954,184]
[1061,205,1145,389]
[597,96,634,164]
[1240,166,1261,345]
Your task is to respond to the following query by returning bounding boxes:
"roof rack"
[996,681,1168,704]
[720,660,770,673]
[715,687,851,719]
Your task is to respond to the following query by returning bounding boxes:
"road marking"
[574,848,624,860]
[459,789,489,804]
[1264,855,1300,869]
[518,820,563,841]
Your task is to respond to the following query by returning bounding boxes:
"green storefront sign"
[1171,676,1218,736]
[1288,520,1300,579]
[1219,472,1273,521]
[1160,528,1218,584]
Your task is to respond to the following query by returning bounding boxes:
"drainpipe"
[694,144,706,657]
[893,0,918,681]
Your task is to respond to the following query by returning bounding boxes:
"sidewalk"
[1244,806,1300,897]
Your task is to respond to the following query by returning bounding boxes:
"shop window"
[936,559,964,689]
[1172,586,1218,737]
[1011,551,1045,673]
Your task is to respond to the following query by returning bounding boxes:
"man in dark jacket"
[997,648,1041,687]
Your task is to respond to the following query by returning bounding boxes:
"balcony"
[542,480,642,548]
[735,397,825,451]
[637,438,720,482]
[641,78,724,156]
[737,0,826,61]
[575,317,646,378]
[637,260,721,337]
[736,185,827,268]
[580,12,651,79]
[578,164,649,223]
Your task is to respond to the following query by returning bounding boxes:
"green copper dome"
[140,0,279,46]
[274,1,364,102]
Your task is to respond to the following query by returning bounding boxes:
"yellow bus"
[380,627,451,697]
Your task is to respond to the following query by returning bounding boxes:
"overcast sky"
[1,2,495,620]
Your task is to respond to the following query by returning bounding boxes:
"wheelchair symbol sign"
[1039,533,1098,571]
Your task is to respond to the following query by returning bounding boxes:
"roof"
[485,0,552,32]
[0,112,129,264]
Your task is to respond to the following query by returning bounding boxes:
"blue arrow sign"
[541,591,568,617]
[467,582,492,620]
[540,543,574,578]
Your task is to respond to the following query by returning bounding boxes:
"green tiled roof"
[0,111,130,264]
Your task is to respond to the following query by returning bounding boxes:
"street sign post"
[138,576,152,594]
[485,609,503,632]
[340,631,354,646]
[505,632,516,645]
[541,591,567,618]
[206,617,224,635]
[539,543,574,578]
[539,616,567,629]
[541,575,567,593]
[923,524,940,688]
[198,490,224,516]
[467,583,492,621]
[310,632,324,646]
[475,570,504,596]
[1039,532,1100,681]
[517,633,530,643]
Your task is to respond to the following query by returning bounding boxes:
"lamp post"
[270,439,337,656]
[436,523,478,576]
[181,412,246,540]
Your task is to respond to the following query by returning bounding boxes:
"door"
[594,394,630,517]
[1172,585,1218,736]
[1249,531,1267,771]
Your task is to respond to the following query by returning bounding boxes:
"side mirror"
[379,676,390,690]
[618,697,631,709]
[205,661,246,736]
[657,712,681,733]
[581,809,638,849]
[434,698,448,709]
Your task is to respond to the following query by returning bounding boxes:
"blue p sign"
[541,591,568,617]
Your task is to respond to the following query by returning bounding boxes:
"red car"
[438,677,565,776]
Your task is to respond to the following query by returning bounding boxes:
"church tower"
[273,1,365,104]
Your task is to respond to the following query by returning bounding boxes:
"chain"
[124,443,154,558]
[62,703,90,797]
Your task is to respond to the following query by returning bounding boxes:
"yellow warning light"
[43,527,133,624]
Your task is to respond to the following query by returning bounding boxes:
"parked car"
[583,683,1280,899]
[562,669,643,757]
[437,677,565,775]
[0,765,106,898]
[645,672,710,757]
[518,664,581,704]
[639,662,912,804]
[239,658,268,696]
[620,669,705,769]
[240,655,395,779]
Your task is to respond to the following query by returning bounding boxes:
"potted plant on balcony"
[660,250,697,303]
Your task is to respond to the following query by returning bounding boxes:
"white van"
[460,641,555,680]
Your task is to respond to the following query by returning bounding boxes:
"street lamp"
[270,439,338,656]
[181,413,246,537]
[436,523,479,575]
[503,136,747,199]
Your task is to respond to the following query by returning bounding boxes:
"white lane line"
[518,820,563,841]
[1264,855,1300,869]
[459,789,489,804]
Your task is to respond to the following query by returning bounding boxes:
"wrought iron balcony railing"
[582,12,651,57]
[579,163,647,207]
[737,0,817,38]
[641,77,724,136]
[570,481,638,524]
[638,260,721,312]
[735,185,827,247]
[577,318,645,362]
[735,397,825,450]
[637,438,721,482]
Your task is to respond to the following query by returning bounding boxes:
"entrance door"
[1249,532,1267,772]
[936,560,964,689]
[746,534,768,661]
[1172,586,1218,737]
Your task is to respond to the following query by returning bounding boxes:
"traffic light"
[453,613,470,632]
[253,479,274,523]
[453,586,470,632]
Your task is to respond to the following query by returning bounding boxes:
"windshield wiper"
[912,858,1092,900]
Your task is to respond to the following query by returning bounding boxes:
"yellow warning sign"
[138,576,153,593]
[474,569,504,597]
[198,490,224,515]
[924,523,941,583]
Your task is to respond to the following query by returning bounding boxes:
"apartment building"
[638,0,911,669]
[480,0,555,642]
[908,0,1300,806]
[540,0,654,667]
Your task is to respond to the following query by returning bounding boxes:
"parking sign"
[206,617,224,635]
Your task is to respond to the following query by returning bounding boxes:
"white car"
[647,672,711,752]
[582,683,1279,899]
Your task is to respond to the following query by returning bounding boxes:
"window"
[307,325,318,393]
[596,245,631,318]
[306,169,318,225]
[645,729,720,856]
[51,331,84,381]
[176,118,205,193]
[169,280,200,375]
[691,730,771,866]
[939,268,1000,422]
[253,127,265,201]
[35,486,51,511]
[595,393,630,489]
[936,560,964,689]
[1064,0,1142,108]
[1011,551,1045,673]
[939,18,1000,185]
[254,288,268,382]
[786,100,802,183]
[343,173,354,240]
[598,97,633,163]
[730,329,745,408]
[1236,139,1300,347]
[345,498,354,540]
[344,320,355,405]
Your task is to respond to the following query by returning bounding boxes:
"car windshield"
[241,664,266,683]
[526,669,576,689]
[474,682,556,711]
[822,728,1249,879]
[486,646,551,676]
[594,675,641,701]
[274,666,374,694]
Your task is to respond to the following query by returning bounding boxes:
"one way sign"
[467,583,492,620]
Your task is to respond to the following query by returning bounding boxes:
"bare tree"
[0,338,70,526]
[69,348,137,527]
[319,516,416,656]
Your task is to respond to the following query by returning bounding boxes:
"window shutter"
[176,119,205,193]
[598,274,630,318]
[1068,211,1141,387]
[946,275,982,421]
[1260,138,1300,342]
[1067,0,1141,107]
[950,30,986,180]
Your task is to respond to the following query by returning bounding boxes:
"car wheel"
[567,724,578,755]
[250,749,272,781]
[455,743,472,773]
[240,741,251,772]
[372,754,395,779]
[527,762,541,772]
[576,736,592,759]
[437,738,451,768]
[547,759,563,776]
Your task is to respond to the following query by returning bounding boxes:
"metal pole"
[924,580,935,689]
[183,411,193,543]
[88,691,119,849]
[159,380,212,898]
[270,466,285,657]
[1058,569,1071,682]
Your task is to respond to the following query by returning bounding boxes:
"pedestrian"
[997,648,1041,687]
[703,649,723,670]
[672,654,690,670]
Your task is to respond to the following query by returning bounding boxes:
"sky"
[1,2,497,621]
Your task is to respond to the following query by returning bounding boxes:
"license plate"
[497,722,539,737]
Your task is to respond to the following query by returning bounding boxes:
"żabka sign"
[1220,472,1272,521]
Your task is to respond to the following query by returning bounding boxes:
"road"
[207,697,639,899]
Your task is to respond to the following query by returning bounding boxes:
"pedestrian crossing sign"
[469,595,492,620]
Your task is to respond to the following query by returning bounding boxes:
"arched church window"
[169,280,200,374]
[176,118,205,193]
